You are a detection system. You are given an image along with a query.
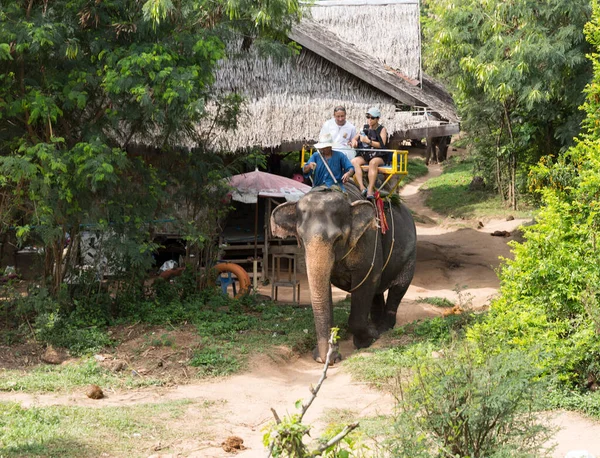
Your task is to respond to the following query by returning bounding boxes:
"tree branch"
[270,407,281,424]
[309,422,359,456]
[299,331,338,422]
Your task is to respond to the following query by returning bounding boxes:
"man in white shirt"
[319,106,358,160]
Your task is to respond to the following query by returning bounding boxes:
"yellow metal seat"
[358,149,408,194]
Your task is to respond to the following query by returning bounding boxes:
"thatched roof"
[307,1,421,81]
[290,18,458,123]
[203,0,459,152]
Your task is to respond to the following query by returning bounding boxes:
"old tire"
[214,262,251,298]
[158,263,251,298]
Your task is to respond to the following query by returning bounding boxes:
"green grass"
[320,409,395,443]
[421,157,534,219]
[416,296,455,308]
[0,358,163,393]
[545,385,600,419]
[403,158,429,185]
[190,302,351,377]
[0,300,351,391]
[343,346,418,388]
[0,399,215,457]
[343,313,484,387]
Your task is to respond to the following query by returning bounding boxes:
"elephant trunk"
[304,239,336,363]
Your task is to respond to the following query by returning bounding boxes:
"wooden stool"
[271,252,300,304]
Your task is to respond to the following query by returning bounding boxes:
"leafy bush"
[404,312,482,345]
[385,344,556,457]
[36,317,115,356]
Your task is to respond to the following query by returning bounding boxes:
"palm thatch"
[308,2,421,80]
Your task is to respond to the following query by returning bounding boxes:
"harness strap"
[381,204,395,272]
[342,202,395,292]
[348,224,379,292]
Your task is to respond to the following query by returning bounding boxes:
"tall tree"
[424,0,592,208]
[0,0,301,294]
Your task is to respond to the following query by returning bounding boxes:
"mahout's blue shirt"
[305,150,354,189]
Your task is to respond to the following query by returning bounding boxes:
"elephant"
[425,135,451,165]
[270,184,417,363]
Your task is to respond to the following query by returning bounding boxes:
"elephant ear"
[270,201,298,239]
[348,201,377,248]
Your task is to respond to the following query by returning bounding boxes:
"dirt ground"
[2,151,600,457]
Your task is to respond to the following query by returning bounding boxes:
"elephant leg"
[432,141,440,164]
[377,284,410,333]
[425,140,433,165]
[349,289,380,349]
[369,293,386,329]
[438,136,449,162]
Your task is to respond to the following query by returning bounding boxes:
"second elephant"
[426,135,451,165]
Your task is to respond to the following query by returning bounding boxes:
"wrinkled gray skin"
[426,135,451,165]
[270,185,417,363]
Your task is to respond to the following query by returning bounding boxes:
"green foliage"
[0,0,303,306]
[0,296,351,391]
[386,344,555,458]
[424,0,592,208]
[316,427,370,458]
[320,410,393,448]
[4,285,114,355]
[404,312,481,346]
[466,0,600,390]
[264,412,311,457]
[122,292,348,379]
[189,346,241,376]
[404,158,429,185]
[345,345,423,388]
[545,384,600,418]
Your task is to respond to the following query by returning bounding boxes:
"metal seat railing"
[300,146,409,194]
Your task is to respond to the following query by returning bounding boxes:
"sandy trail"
[2,160,599,458]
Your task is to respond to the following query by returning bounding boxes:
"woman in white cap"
[351,107,388,200]
[303,133,355,189]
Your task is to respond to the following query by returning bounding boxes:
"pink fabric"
[227,170,311,203]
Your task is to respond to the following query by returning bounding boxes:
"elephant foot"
[375,312,397,334]
[313,347,342,364]
[376,322,394,335]
[352,323,380,349]
[353,333,377,349]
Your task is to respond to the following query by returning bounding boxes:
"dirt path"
[3,161,600,457]
[399,163,533,321]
